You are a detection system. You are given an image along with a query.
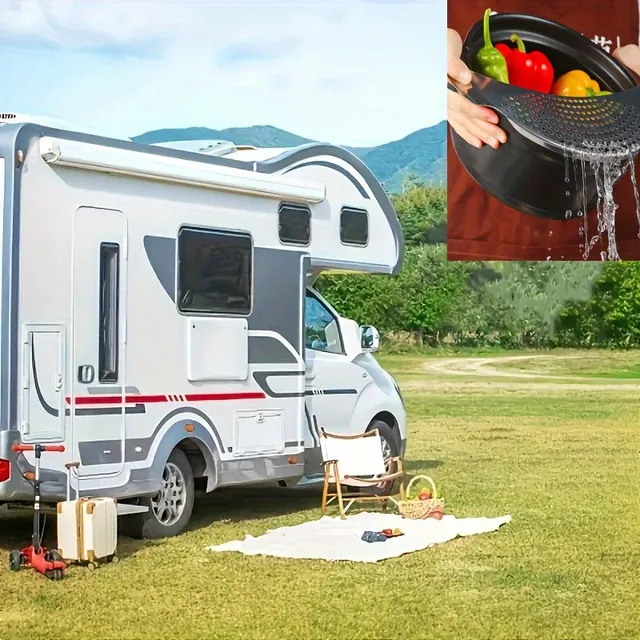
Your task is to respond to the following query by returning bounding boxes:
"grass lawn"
[1,352,639,639]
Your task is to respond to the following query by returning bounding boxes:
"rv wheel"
[122,448,195,540]
[367,420,401,497]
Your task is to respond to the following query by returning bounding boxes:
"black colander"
[449,13,640,221]
[466,72,640,160]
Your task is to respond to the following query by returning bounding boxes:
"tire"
[366,420,401,497]
[121,448,195,540]
[47,550,64,564]
[9,550,22,572]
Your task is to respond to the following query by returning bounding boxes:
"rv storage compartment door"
[187,318,248,381]
[21,325,66,442]
[234,410,285,456]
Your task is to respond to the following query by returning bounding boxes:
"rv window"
[278,203,311,246]
[178,228,252,315]
[340,207,368,246]
[99,243,120,383]
[304,292,343,355]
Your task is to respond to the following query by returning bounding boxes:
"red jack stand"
[9,443,67,581]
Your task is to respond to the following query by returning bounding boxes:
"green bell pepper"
[473,9,509,83]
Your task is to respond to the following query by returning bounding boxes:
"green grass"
[1,352,639,639]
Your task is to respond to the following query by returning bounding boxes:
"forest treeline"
[316,180,640,349]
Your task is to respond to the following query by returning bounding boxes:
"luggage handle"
[65,461,81,502]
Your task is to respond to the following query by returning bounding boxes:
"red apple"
[382,529,393,536]
[418,492,431,501]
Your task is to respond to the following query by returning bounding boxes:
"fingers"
[447,29,472,85]
[613,44,640,76]
[448,113,483,148]
[450,91,500,125]
[449,57,472,86]
[447,92,507,149]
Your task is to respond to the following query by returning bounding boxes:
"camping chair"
[320,429,405,519]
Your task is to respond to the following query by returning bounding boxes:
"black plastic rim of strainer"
[451,12,640,221]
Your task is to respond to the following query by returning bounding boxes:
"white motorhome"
[0,117,406,538]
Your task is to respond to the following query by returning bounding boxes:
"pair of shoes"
[361,530,387,543]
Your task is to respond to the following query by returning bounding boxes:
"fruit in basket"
[392,528,402,535]
[418,489,432,501]
[429,508,444,520]
[382,529,393,536]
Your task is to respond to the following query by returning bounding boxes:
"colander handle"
[447,75,491,110]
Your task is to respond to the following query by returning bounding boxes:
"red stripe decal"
[184,392,265,402]
[65,392,265,405]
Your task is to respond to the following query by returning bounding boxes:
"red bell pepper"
[495,34,555,93]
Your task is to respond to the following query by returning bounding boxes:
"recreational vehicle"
[0,117,406,539]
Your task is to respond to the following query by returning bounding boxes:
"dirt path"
[418,354,640,392]
[424,355,582,379]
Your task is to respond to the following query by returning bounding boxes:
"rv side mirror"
[360,325,379,353]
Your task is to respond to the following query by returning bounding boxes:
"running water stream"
[563,142,640,261]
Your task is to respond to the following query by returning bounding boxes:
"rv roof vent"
[151,139,238,156]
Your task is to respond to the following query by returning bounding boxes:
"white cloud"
[0,0,446,145]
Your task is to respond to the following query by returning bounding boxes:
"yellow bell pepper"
[551,70,601,97]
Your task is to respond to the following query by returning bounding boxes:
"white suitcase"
[56,462,118,565]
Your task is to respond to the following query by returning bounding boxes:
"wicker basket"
[397,475,444,519]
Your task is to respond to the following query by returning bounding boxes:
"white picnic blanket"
[206,512,512,563]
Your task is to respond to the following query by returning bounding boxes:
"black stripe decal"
[305,388,358,396]
[31,343,59,417]
[253,370,305,398]
[304,403,318,448]
[75,404,146,416]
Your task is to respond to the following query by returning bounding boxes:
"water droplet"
[600,251,607,261]
[546,256,551,261]
[565,210,572,219]
[565,177,570,183]
[565,191,571,198]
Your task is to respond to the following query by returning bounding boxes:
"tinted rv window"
[279,203,311,246]
[178,228,252,315]
[99,243,120,383]
[304,292,343,355]
[340,207,368,246]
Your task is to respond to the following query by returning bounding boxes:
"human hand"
[612,44,640,78]
[447,28,507,149]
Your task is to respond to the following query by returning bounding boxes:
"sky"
[0,0,445,146]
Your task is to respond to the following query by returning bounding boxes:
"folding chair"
[320,429,405,519]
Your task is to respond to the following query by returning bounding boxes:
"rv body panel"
[0,121,405,517]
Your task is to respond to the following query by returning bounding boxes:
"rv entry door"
[71,207,127,478]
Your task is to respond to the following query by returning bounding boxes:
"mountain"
[131,122,446,193]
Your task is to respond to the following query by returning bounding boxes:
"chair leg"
[321,464,330,514]
[333,464,347,519]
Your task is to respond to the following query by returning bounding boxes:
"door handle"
[78,365,94,384]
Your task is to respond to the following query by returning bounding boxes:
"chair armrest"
[322,459,339,466]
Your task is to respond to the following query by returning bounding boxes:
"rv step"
[116,503,149,516]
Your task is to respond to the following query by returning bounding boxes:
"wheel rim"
[151,461,187,527]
